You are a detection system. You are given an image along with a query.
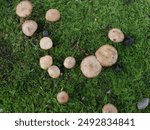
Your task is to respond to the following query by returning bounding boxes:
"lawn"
[0,0,150,113]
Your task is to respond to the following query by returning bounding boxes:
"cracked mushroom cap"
[40,55,53,70]
[48,65,60,78]
[102,103,118,113]
[57,91,69,104]
[22,20,38,36]
[16,1,33,18]
[45,9,60,22]
[40,37,53,50]
[80,55,102,78]
[95,44,118,67]
[108,28,125,43]
[64,56,76,69]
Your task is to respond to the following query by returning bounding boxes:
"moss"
[0,0,150,112]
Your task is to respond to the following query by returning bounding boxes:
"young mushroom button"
[57,91,69,104]
[80,55,102,78]
[102,103,118,113]
[45,9,61,22]
[40,37,53,50]
[16,1,33,18]
[40,55,53,70]
[64,57,76,69]
[95,44,118,67]
[48,65,61,78]
[108,28,125,43]
[22,20,38,37]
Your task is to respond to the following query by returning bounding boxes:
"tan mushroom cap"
[57,91,69,104]
[95,44,118,67]
[16,1,33,18]
[48,65,60,78]
[45,9,60,22]
[80,55,102,78]
[40,37,53,50]
[40,55,53,70]
[64,57,76,69]
[102,103,118,113]
[108,28,125,43]
[22,20,38,36]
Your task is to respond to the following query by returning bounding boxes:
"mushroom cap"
[45,9,60,22]
[48,65,60,78]
[95,44,118,67]
[102,103,118,113]
[22,20,38,36]
[40,55,53,70]
[80,55,102,78]
[57,91,69,104]
[108,28,125,43]
[64,56,76,69]
[16,1,33,18]
[40,37,53,50]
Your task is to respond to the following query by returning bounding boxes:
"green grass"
[0,0,150,113]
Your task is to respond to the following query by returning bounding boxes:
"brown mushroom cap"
[40,37,53,50]
[45,9,60,22]
[80,55,102,78]
[95,44,118,67]
[16,1,33,18]
[22,20,38,36]
[48,65,60,78]
[108,28,125,43]
[57,91,69,104]
[102,103,118,113]
[40,55,53,70]
[64,57,76,69]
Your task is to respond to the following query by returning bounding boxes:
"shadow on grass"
[0,38,16,82]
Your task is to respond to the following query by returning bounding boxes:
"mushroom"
[64,56,76,69]
[16,0,33,18]
[40,37,53,50]
[45,9,60,22]
[102,103,118,113]
[57,91,69,104]
[48,65,60,78]
[95,44,118,67]
[40,55,53,70]
[108,28,125,43]
[22,20,38,36]
[80,55,102,78]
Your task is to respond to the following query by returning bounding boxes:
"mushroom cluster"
[80,45,118,78]
[39,34,61,79]
[16,1,38,37]
[16,1,67,104]
[16,1,133,109]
